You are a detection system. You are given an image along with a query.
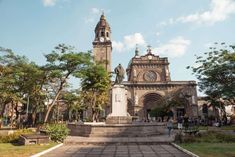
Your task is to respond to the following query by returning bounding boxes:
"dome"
[95,14,111,32]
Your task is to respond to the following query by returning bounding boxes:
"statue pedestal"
[106,85,132,124]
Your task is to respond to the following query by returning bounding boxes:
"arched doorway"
[142,93,162,121]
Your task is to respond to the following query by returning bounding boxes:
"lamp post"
[23,94,29,120]
[26,95,29,119]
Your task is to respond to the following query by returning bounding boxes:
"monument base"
[106,116,132,124]
[68,122,164,137]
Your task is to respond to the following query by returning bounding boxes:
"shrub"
[180,131,235,143]
[43,123,69,142]
[0,129,33,143]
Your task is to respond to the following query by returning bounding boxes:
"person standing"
[183,114,189,130]
[167,118,173,136]
[0,117,2,129]
[177,116,183,130]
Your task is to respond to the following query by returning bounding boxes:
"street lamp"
[23,94,29,119]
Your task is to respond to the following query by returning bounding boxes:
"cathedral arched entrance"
[141,93,163,121]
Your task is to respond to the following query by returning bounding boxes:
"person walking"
[167,118,173,137]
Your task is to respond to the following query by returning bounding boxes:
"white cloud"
[112,41,124,52]
[158,0,235,26]
[84,17,95,23]
[124,33,146,49]
[153,36,191,58]
[156,32,161,36]
[42,0,57,7]
[113,33,146,52]
[84,8,110,23]
[91,8,100,14]
[177,0,235,25]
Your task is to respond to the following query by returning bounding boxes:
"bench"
[19,134,50,145]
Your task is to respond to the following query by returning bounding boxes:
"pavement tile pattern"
[43,144,191,157]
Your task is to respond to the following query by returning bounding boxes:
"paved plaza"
[43,144,191,157]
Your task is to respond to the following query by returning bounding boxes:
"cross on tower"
[147,45,152,54]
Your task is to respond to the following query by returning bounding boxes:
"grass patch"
[0,129,34,143]
[198,126,209,130]
[175,130,235,143]
[221,125,235,130]
[0,143,57,157]
[198,125,235,131]
[180,143,235,157]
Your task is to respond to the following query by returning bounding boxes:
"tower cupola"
[94,13,111,43]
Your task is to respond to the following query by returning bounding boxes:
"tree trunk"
[92,108,96,122]
[32,112,36,126]
[0,99,10,118]
[44,89,62,123]
[10,101,15,128]
[43,73,70,123]
[0,103,6,118]
[92,92,97,122]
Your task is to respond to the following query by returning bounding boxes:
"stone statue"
[114,64,125,84]
[134,94,138,105]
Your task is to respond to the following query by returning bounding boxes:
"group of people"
[166,115,199,136]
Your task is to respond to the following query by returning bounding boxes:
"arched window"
[106,32,109,37]
[101,31,105,37]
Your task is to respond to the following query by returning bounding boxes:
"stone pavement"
[43,144,191,157]
[42,135,191,157]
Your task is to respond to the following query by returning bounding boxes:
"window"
[101,31,105,37]
[106,32,109,37]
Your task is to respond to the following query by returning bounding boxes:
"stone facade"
[124,47,198,120]
[93,14,198,121]
[92,13,112,73]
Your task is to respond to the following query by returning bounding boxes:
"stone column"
[106,85,132,124]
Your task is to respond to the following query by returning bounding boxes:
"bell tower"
[92,13,112,73]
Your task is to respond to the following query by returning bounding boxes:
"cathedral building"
[93,14,198,120]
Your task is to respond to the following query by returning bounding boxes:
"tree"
[187,43,235,118]
[62,91,86,122]
[150,106,168,122]
[43,44,91,122]
[0,47,47,127]
[80,64,111,122]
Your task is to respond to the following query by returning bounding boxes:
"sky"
[0,0,235,96]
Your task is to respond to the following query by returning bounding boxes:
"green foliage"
[62,91,86,121]
[43,44,92,122]
[150,106,167,117]
[0,44,94,125]
[0,47,47,125]
[80,64,111,121]
[44,123,69,142]
[0,129,33,143]
[187,43,235,107]
[80,64,111,92]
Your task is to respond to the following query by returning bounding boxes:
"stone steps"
[64,135,175,145]
[67,122,165,137]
